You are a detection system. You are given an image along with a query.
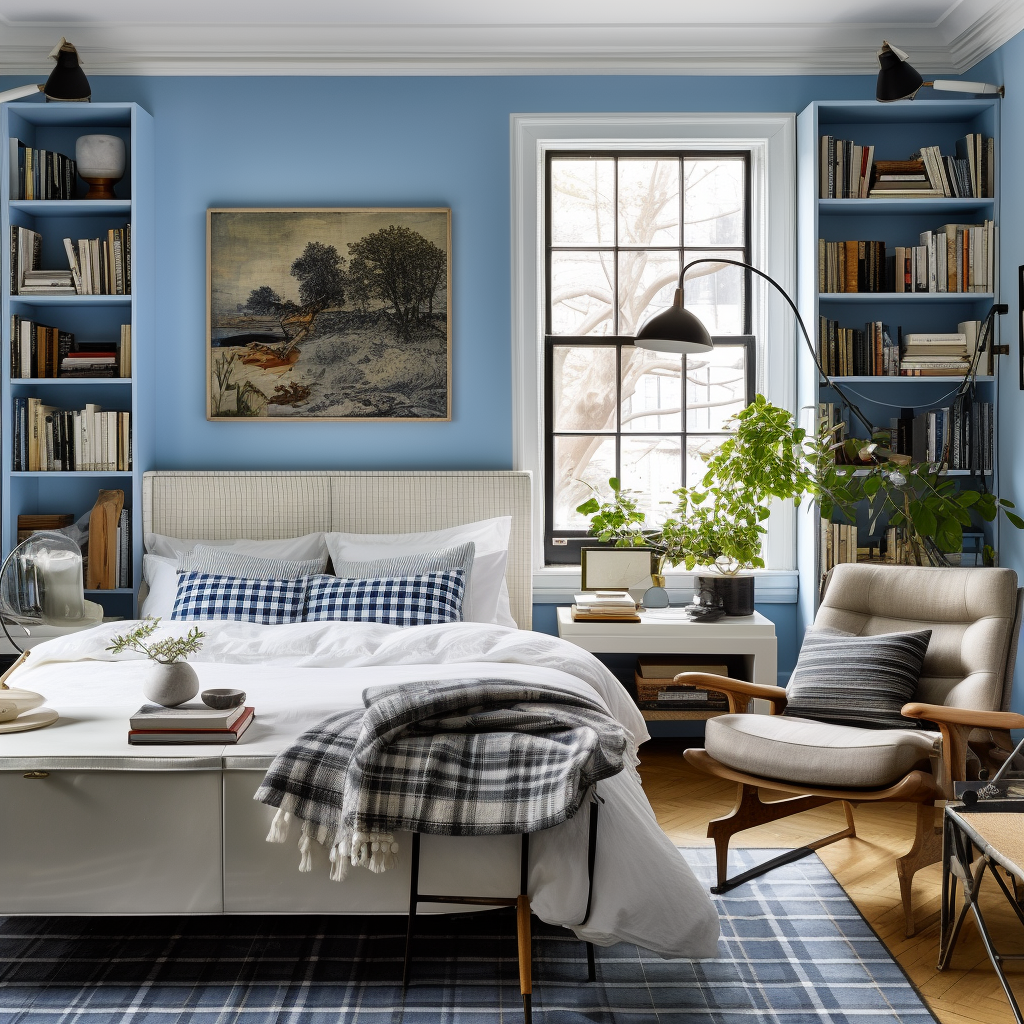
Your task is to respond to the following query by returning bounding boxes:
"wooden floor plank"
[640,738,1023,1024]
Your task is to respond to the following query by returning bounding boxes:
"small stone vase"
[141,661,200,707]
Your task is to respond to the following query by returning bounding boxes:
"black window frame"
[543,149,755,566]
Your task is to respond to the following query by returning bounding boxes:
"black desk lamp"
[0,38,90,106]
[876,41,1003,102]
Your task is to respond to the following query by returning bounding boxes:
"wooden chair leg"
[517,894,532,1023]
[707,783,843,892]
[896,802,943,938]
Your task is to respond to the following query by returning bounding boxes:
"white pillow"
[145,532,328,562]
[140,554,178,618]
[325,517,514,627]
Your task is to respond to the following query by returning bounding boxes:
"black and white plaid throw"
[254,678,627,881]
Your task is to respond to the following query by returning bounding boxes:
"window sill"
[532,567,799,605]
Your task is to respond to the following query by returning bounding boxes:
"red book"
[128,706,255,745]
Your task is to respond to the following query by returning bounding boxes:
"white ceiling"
[0,0,1020,75]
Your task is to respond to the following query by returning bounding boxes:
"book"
[128,706,255,744]
[130,702,248,732]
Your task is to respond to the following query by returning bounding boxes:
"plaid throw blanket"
[254,678,627,881]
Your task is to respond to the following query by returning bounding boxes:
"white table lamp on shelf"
[0,531,102,732]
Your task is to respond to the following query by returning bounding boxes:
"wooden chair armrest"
[901,703,1024,731]
[673,672,788,715]
[901,703,1024,793]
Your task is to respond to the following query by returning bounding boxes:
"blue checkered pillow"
[171,572,306,624]
[303,570,466,626]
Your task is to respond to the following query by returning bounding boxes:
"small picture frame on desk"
[580,547,657,594]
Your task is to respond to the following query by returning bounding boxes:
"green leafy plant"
[106,618,205,664]
[577,393,1024,571]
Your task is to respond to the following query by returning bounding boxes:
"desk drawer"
[0,770,222,914]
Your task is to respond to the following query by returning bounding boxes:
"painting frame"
[580,546,658,592]
[206,207,452,422]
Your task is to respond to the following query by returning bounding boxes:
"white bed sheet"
[11,620,720,958]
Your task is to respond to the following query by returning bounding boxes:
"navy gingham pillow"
[303,569,466,626]
[171,571,306,624]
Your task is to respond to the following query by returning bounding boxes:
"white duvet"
[10,619,720,958]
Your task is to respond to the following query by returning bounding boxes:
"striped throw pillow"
[178,546,327,580]
[303,570,466,626]
[330,541,475,582]
[783,628,932,730]
[171,572,306,624]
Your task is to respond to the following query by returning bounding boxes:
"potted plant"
[107,618,206,707]
[577,394,1023,613]
[577,396,821,614]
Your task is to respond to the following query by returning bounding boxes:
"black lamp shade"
[876,44,923,102]
[44,43,90,102]
[633,287,714,355]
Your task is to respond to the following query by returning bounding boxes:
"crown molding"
[0,13,1011,76]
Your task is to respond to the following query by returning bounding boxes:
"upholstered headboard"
[142,470,534,629]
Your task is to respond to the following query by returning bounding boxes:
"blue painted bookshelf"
[796,99,1001,634]
[1,102,153,617]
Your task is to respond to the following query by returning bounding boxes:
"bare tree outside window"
[545,152,754,564]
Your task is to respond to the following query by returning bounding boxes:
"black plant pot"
[696,574,755,617]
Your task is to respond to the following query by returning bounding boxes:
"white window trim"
[510,111,798,598]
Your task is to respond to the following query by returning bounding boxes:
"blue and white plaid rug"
[0,849,936,1023]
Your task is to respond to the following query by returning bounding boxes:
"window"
[544,152,755,564]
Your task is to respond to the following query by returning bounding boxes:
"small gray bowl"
[201,688,246,710]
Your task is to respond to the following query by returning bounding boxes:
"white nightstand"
[556,606,778,720]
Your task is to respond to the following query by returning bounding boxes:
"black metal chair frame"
[403,797,600,1023]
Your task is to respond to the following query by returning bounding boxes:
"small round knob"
[22,771,49,780]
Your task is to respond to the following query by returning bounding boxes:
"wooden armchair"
[681,563,1024,936]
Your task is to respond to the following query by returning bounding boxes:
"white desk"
[556,607,778,718]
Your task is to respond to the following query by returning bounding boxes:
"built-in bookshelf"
[796,99,1001,634]
[1,103,152,617]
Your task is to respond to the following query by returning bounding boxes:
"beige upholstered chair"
[682,563,1024,936]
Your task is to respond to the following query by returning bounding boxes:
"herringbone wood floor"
[639,739,1024,1024]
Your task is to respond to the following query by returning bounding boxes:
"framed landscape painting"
[207,208,451,421]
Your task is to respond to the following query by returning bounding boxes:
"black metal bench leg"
[403,832,421,988]
[586,942,596,982]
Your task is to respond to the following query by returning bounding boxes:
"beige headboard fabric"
[142,470,533,629]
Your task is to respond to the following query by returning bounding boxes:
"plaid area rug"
[0,848,936,1024]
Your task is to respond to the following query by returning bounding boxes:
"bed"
[0,471,718,959]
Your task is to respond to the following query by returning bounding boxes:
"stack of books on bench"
[128,703,254,745]
[571,591,640,622]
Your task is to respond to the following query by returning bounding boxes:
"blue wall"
[0,71,879,676]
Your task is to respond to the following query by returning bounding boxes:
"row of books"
[12,400,132,473]
[128,704,254,745]
[818,135,994,199]
[822,521,982,573]
[7,140,77,201]
[9,226,131,296]
[890,398,993,472]
[818,223,995,294]
[817,320,988,377]
[9,319,132,379]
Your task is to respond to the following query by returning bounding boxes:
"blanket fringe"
[266,808,291,843]
[298,831,313,873]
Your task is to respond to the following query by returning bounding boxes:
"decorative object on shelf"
[683,586,725,623]
[44,38,91,103]
[875,41,1003,102]
[0,531,103,653]
[580,546,656,598]
[202,687,246,710]
[696,574,753,618]
[75,134,125,199]
[106,618,206,708]
[207,208,451,422]
[641,585,669,610]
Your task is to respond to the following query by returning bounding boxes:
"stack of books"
[868,158,941,198]
[17,513,74,544]
[128,703,254,745]
[635,657,730,712]
[899,332,970,376]
[18,269,76,295]
[571,591,640,622]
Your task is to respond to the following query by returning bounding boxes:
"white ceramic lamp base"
[0,707,58,733]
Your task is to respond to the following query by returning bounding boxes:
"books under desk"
[12,399,131,473]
